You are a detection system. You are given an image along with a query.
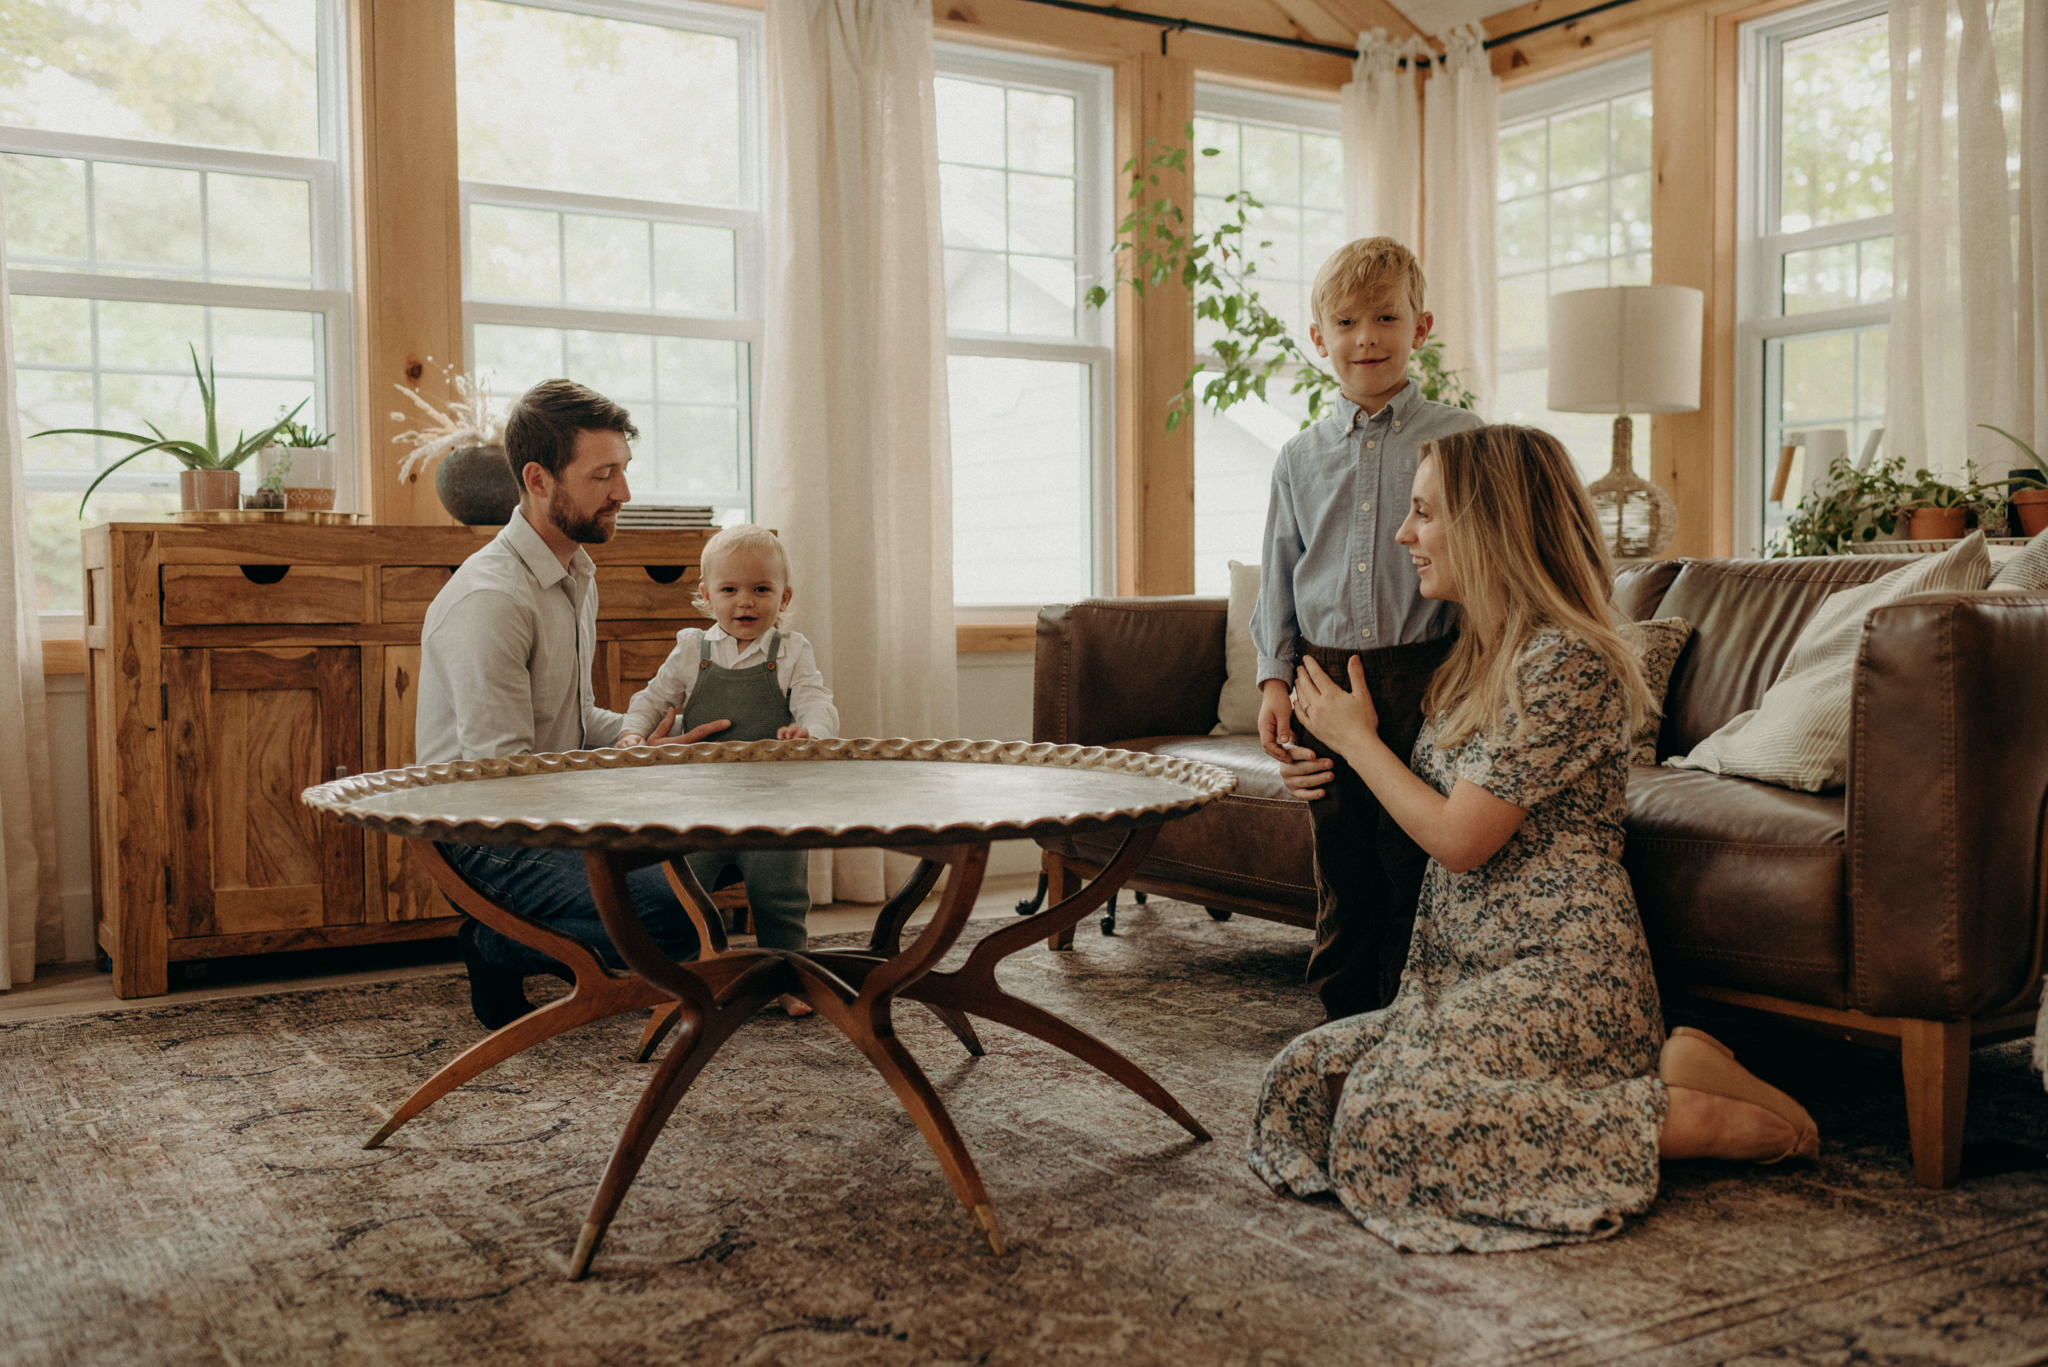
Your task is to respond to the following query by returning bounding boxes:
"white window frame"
[1734,0,1892,554]
[1495,52,1653,382]
[936,42,1115,608]
[457,0,765,516]
[4,0,356,628]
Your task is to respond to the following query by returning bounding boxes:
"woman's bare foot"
[777,992,814,1018]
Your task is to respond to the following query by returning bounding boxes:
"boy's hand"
[646,707,732,746]
[776,724,810,740]
[1257,678,1296,761]
[615,732,646,749]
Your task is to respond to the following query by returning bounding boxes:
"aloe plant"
[1979,423,2048,489]
[33,344,307,514]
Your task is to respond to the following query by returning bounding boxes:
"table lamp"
[1547,284,1704,559]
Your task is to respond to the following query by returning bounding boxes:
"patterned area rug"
[5,904,2047,1367]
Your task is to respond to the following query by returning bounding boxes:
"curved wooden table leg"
[850,1022,1004,1255]
[633,1001,684,1063]
[367,974,668,1148]
[365,840,669,1147]
[570,957,787,1279]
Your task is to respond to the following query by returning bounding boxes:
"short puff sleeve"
[1457,631,1626,810]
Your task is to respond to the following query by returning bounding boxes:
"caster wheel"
[1205,906,1233,921]
[1099,915,1117,935]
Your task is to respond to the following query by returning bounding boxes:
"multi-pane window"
[938,48,1111,607]
[1,0,350,614]
[1493,55,1654,486]
[1739,0,1891,552]
[455,0,757,522]
[1188,87,1344,597]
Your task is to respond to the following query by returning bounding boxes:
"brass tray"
[177,508,362,525]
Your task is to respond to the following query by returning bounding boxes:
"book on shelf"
[615,505,717,529]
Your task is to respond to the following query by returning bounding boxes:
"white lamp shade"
[1546,285,1704,415]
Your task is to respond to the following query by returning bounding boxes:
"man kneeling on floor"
[414,378,728,1029]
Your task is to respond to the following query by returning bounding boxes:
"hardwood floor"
[0,872,1045,1024]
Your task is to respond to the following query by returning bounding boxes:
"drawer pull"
[240,565,291,586]
[643,565,685,584]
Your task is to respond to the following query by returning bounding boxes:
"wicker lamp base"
[1586,414,1677,559]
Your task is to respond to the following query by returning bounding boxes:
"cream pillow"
[1213,559,1262,735]
[1666,533,1993,791]
[1621,617,1692,765]
[1987,525,2048,590]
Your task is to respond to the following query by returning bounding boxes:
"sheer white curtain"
[0,198,61,989]
[756,0,958,903]
[1341,30,1426,245]
[1420,22,1499,410]
[1887,0,2043,478]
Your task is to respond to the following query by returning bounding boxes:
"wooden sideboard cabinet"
[83,521,713,998]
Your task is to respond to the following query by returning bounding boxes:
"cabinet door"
[376,645,443,922]
[164,647,364,938]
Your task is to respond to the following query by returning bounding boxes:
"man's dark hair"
[503,379,638,484]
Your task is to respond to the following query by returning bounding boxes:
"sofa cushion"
[1623,766,1849,1007]
[1988,525,2048,589]
[1651,554,1922,754]
[1213,560,1261,735]
[1041,733,1316,923]
[1622,617,1692,765]
[1666,534,1990,791]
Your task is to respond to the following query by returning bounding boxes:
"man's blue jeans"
[439,843,699,977]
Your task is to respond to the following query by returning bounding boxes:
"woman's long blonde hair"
[1422,424,1654,749]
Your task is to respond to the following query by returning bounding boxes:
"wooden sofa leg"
[1899,1018,1969,1188]
[1044,854,1081,952]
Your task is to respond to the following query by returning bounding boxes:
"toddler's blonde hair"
[1310,237,1427,327]
[692,524,792,618]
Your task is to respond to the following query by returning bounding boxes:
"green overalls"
[681,630,812,950]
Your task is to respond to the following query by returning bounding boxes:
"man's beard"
[548,483,617,544]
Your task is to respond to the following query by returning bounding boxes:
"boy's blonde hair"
[1310,237,1427,326]
[691,523,791,616]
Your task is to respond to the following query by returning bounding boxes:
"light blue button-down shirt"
[1252,379,1485,686]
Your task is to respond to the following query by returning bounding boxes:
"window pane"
[936,79,1005,166]
[1498,125,1546,200]
[1761,326,1886,549]
[1007,89,1073,176]
[950,356,1089,605]
[456,0,742,207]
[1549,106,1609,187]
[1193,391,1310,596]
[564,214,652,311]
[943,165,1008,251]
[0,0,319,156]
[653,224,736,314]
[1,154,88,265]
[470,204,561,302]
[25,490,179,613]
[96,163,203,278]
[471,324,750,501]
[1778,17,1890,232]
[207,174,314,286]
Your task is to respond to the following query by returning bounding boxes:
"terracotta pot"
[1904,505,1968,541]
[2013,489,2048,537]
[178,468,241,511]
[435,443,519,525]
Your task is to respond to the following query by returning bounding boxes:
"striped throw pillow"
[1665,533,1992,791]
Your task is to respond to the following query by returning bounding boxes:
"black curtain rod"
[1006,0,1643,65]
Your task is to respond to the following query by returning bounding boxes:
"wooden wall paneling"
[1651,5,1721,557]
[1113,50,1199,596]
[350,0,465,526]
[933,0,1352,91]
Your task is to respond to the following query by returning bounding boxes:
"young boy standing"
[1253,237,1484,1021]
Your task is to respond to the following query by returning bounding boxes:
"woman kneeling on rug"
[1247,423,1820,1253]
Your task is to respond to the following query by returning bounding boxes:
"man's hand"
[1278,744,1336,802]
[1257,678,1296,761]
[776,724,811,740]
[646,707,732,746]
[615,732,646,748]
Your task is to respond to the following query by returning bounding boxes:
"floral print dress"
[1247,629,1667,1253]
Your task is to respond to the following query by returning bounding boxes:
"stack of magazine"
[616,505,717,530]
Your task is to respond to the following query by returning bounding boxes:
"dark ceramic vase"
[435,442,519,525]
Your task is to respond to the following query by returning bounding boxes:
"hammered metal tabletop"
[303,737,1236,853]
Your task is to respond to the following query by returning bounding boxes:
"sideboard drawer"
[379,565,458,623]
[162,564,372,625]
[595,564,700,618]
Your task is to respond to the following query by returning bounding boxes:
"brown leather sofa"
[1032,554,2048,1188]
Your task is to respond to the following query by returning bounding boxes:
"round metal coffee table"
[305,737,1233,1276]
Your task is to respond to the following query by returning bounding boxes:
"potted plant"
[1772,454,1912,556]
[1980,424,2048,537]
[1082,134,1476,434]
[248,415,338,512]
[1894,463,2007,541]
[389,364,515,524]
[34,345,306,514]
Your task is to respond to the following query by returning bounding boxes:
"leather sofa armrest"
[1847,591,2048,1018]
[1033,596,1229,747]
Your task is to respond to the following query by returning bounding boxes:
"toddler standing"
[617,524,838,1015]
